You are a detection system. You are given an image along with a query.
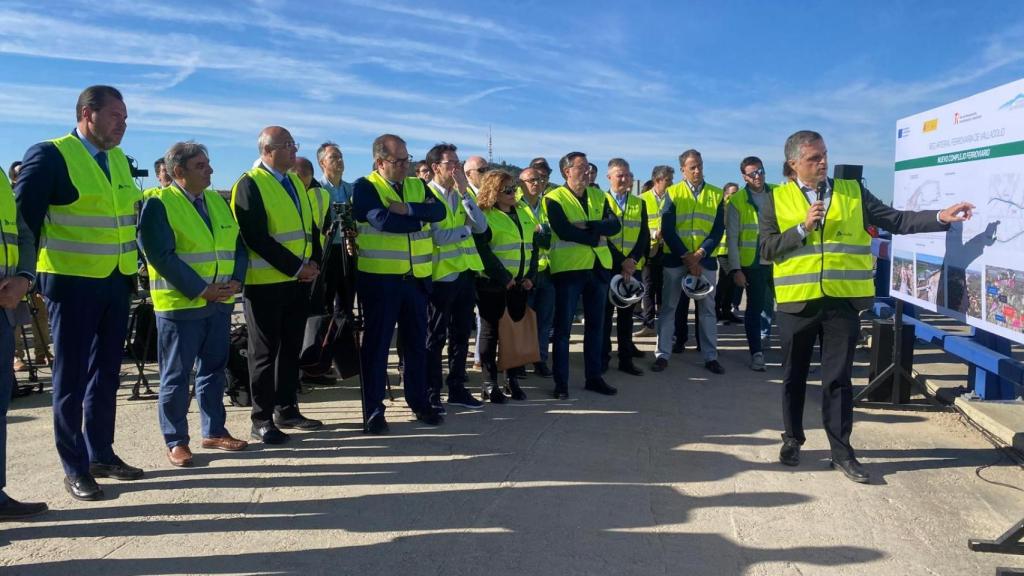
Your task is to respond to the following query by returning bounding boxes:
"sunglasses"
[743,167,765,178]
[500,186,517,196]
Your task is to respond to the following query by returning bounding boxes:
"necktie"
[193,196,212,231]
[280,176,301,211]
[94,151,110,181]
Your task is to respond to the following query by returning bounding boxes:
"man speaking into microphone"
[759,130,973,484]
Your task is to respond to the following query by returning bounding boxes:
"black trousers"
[640,254,662,329]
[603,300,636,364]
[778,297,860,460]
[320,248,356,317]
[714,256,735,317]
[477,285,527,383]
[426,272,475,398]
[243,282,311,425]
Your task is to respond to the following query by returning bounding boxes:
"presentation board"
[891,77,1024,345]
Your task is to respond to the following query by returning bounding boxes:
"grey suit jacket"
[759,179,948,313]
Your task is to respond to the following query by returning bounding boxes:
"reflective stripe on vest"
[518,195,550,271]
[38,135,141,278]
[729,186,768,267]
[355,172,433,278]
[771,179,874,303]
[231,168,313,285]
[665,181,722,256]
[307,185,330,235]
[429,183,484,281]
[641,189,668,254]
[483,203,536,278]
[0,171,18,279]
[147,187,239,311]
[607,192,646,271]
[545,186,612,273]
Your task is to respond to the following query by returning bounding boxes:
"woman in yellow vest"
[545,152,620,399]
[138,142,249,467]
[760,130,973,483]
[473,171,538,403]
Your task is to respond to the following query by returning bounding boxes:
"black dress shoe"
[415,409,444,426]
[584,378,618,395]
[618,362,643,376]
[779,436,801,467]
[533,362,552,378]
[487,383,507,404]
[831,458,871,483]
[89,457,144,481]
[365,411,389,435]
[704,360,725,374]
[506,377,527,401]
[251,423,290,444]
[274,414,323,430]
[651,357,668,372]
[64,475,103,501]
[551,389,569,400]
[0,496,48,520]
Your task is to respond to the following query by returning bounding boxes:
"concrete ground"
[1,318,1023,575]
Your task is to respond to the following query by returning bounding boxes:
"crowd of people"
[0,85,975,520]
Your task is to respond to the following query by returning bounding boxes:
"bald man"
[463,156,488,199]
[231,126,323,444]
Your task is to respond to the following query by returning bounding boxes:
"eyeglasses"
[743,167,765,178]
[467,166,490,174]
[523,177,547,185]
[381,156,411,166]
[272,141,299,151]
[500,186,517,196]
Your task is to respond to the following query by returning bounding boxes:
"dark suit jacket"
[14,134,135,303]
[759,179,948,312]
[232,166,322,299]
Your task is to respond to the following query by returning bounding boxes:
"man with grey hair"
[761,130,973,483]
[139,141,249,466]
[519,166,554,376]
[232,126,323,444]
[316,142,356,321]
[353,133,446,433]
[636,165,674,337]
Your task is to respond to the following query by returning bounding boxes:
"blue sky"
[2,1,1023,201]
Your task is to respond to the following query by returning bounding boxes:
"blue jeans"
[528,270,555,363]
[0,319,14,495]
[156,313,230,448]
[741,264,774,354]
[552,271,608,391]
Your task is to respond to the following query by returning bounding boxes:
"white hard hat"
[682,273,715,301]
[608,274,645,308]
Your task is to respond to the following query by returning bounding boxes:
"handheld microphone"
[814,180,826,230]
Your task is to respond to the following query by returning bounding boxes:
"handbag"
[497,289,540,371]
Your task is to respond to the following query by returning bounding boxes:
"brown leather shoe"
[201,434,248,452]
[167,445,193,467]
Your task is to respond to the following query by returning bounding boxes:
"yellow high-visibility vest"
[231,168,313,285]
[729,184,775,268]
[606,192,646,270]
[147,186,239,311]
[771,179,874,303]
[483,203,536,278]
[544,185,612,273]
[641,189,669,255]
[0,171,19,278]
[664,181,722,256]
[355,171,433,278]
[38,134,141,278]
[429,184,484,280]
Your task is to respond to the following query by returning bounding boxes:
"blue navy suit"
[15,131,136,479]
[352,175,444,421]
